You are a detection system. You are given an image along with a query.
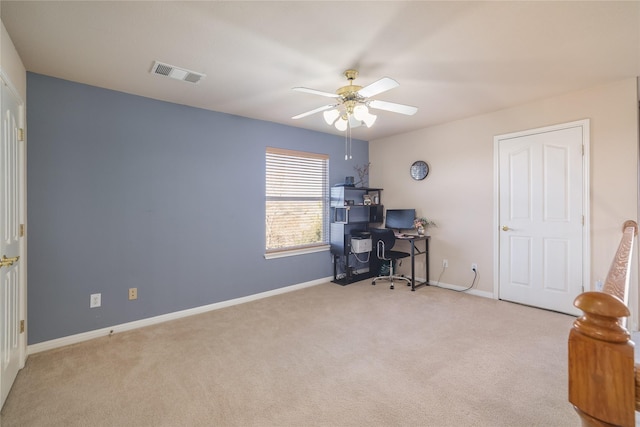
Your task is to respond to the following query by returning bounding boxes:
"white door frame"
[493,119,591,311]
[0,68,27,392]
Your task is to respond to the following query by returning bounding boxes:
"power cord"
[351,251,370,264]
[432,265,477,292]
[433,265,446,288]
[454,267,477,292]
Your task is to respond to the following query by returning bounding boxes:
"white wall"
[1,20,26,100]
[370,78,639,299]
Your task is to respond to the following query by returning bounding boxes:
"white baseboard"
[425,279,495,299]
[28,276,331,355]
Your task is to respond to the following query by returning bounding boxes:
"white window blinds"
[266,147,329,253]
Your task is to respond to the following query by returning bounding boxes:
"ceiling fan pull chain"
[349,123,353,159]
[344,128,348,160]
[344,119,353,160]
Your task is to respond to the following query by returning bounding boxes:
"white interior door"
[496,121,588,315]
[1,75,24,407]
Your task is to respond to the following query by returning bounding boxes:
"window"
[265,147,329,257]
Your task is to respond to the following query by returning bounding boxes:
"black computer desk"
[395,234,430,291]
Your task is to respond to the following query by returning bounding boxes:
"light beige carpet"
[1,281,579,426]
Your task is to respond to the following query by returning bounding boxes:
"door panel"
[544,238,569,291]
[509,236,531,286]
[1,76,23,407]
[498,124,585,315]
[544,145,570,220]
[509,147,531,220]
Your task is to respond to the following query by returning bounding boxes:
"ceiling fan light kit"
[353,105,377,127]
[323,104,377,130]
[323,109,340,125]
[335,117,348,131]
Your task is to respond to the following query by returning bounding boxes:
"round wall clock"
[410,161,429,180]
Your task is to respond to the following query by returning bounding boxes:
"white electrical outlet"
[90,293,101,308]
[443,259,448,268]
[471,263,478,271]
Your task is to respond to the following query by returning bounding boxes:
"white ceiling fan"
[291,69,418,131]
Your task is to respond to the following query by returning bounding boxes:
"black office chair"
[370,228,411,289]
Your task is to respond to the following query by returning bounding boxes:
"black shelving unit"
[330,186,383,285]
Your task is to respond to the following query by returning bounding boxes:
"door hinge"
[19,224,25,237]
[20,320,24,333]
[18,128,25,142]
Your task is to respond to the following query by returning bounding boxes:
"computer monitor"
[384,209,416,232]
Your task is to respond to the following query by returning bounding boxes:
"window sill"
[264,244,330,259]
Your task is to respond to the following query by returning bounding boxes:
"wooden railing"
[568,220,638,427]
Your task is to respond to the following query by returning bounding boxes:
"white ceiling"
[2,1,639,140]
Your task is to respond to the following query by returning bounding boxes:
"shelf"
[332,271,376,286]
[330,187,383,284]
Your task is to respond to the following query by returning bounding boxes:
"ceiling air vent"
[150,61,205,84]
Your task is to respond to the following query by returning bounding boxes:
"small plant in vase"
[414,217,437,236]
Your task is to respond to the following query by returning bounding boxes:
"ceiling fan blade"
[357,77,399,98]
[292,87,340,98]
[291,104,337,120]
[368,100,418,116]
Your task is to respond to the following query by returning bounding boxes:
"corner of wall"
[1,19,27,100]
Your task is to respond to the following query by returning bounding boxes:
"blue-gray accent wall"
[26,73,368,344]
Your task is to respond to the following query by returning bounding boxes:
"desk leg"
[425,238,429,286]
[410,241,416,291]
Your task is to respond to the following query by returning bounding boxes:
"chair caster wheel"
[390,285,395,290]
[371,281,376,286]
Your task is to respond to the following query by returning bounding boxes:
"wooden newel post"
[568,291,635,427]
